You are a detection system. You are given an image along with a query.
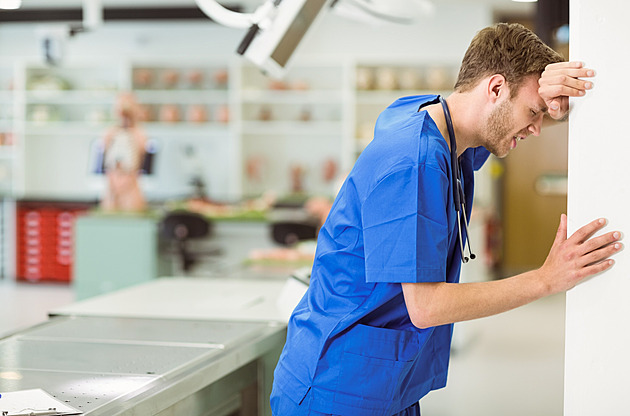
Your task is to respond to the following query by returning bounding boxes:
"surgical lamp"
[195,0,329,79]
[194,0,434,78]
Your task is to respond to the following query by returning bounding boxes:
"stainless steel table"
[0,277,296,416]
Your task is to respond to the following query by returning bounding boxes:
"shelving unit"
[0,65,16,279]
[238,62,349,198]
[353,63,458,154]
[129,62,238,200]
[0,58,477,281]
[19,64,117,200]
[1,59,463,204]
[0,67,16,198]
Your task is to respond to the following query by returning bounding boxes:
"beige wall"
[501,122,568,276]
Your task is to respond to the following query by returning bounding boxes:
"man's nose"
[528,115,543,136]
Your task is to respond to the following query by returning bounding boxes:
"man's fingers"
[546,98,568,119]
[580,231,622,255]
[542,67,595,79]
[547,61,584,69]
[541,84,589,100]
[580,258,616,278]
[553,214,568,246]
[540,73,593,91]
[544,61,594,74]
[539,62,595,103]
[568,218,608,244]
[580,240,623,267]
[547,102,560,116]
[539,80,593,104]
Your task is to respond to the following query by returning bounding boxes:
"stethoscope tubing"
[438,96,475,263]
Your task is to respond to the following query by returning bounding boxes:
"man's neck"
[426,92,482,157]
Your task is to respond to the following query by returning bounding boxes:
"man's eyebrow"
[536,105,549,114]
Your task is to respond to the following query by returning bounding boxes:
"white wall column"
[565,0,630,414]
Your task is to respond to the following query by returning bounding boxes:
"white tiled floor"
[0,278,566,415]
[0,279,75,337]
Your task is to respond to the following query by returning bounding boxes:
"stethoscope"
[438,96,476,263]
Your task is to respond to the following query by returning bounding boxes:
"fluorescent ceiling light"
[0,0,21,9]
[512,0,538,3]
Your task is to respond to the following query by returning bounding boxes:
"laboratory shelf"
[241,120,343,136]
[25,90,117,104]
[240,89,343,104]
[355,89,451,104]
[24,122,111,134]
[143,123,231,135]
[133,89,229,104]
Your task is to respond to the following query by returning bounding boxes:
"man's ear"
[487,74,508,103]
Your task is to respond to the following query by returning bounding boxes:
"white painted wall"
[565,0,630,414]
[0,4,491,201]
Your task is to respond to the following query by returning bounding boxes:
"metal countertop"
[0,313,285,415]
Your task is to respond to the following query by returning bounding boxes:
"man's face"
[483,76,547,158]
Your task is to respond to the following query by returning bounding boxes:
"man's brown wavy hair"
[454,23,564,98]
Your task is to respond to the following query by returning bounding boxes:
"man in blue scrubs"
[270,23,622,416]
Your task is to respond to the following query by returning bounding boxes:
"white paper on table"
[0,388,82,415]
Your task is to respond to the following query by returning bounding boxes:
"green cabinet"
[73,213,162,300]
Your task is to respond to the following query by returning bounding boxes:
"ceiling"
[15,0,536,16]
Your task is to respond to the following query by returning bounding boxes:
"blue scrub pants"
[270,391,421,416]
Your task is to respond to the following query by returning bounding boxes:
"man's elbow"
[403,282,443,329]
[407,305,439,329]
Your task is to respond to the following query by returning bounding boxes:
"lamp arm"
[194,0,277,29]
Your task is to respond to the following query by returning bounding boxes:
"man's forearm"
[401,270,551,329]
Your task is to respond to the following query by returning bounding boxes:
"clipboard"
[0,389,82,416]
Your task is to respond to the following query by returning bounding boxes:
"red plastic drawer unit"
[16,202,92,282]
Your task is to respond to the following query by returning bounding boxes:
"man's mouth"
[511,135,525,149]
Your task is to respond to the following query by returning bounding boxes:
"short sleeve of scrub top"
[363,162,450,284]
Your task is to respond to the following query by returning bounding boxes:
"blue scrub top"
[271,95,490,416]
